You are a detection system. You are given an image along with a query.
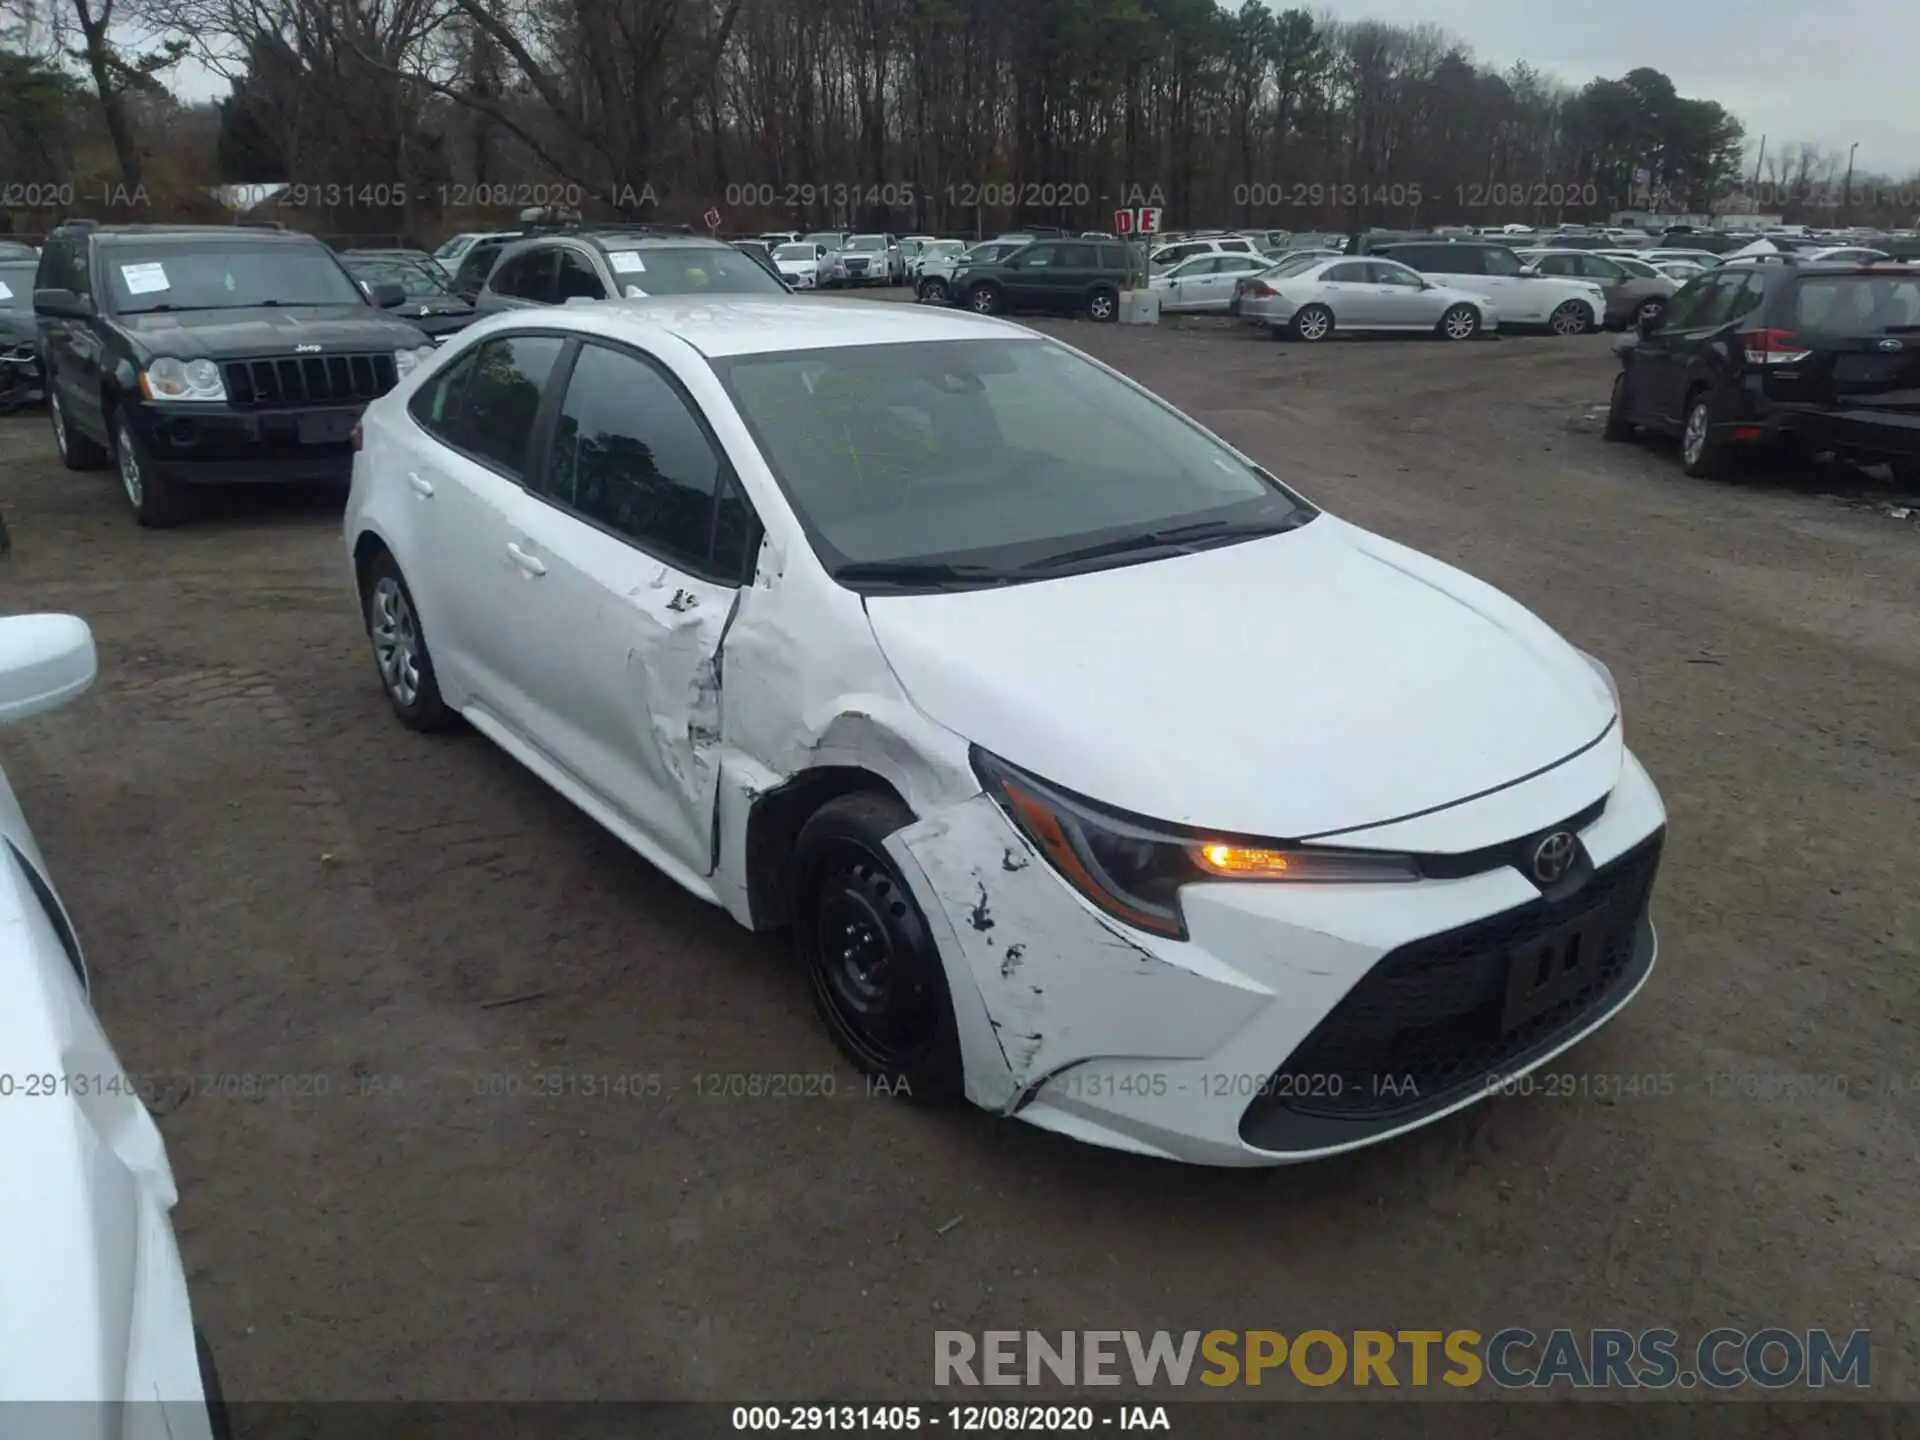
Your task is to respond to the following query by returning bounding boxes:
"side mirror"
[0,615,97,726]
[1518,264,1539,276]
[370,281,407,308]
[33,287,91,318]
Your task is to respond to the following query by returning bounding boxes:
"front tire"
[1087,286,1119,323]
[1291,304,1334,342]
[1549,300,1591,337]
[918,277,949,304]
[114,411,191,528]
[791,792,964,1104]
[49,390,108,471]
[1439,304,1480,341]
[363,552,456,730]
[966,283,1001,316]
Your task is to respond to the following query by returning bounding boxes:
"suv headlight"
[141,356,225,402]
[393,344,435,379]
[974,749,1418,940]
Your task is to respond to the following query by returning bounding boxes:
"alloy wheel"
[1296,307,1331,340]
[1443,307,1478,340]
[1089,292,1117,322]
[1682,403,1709,467]
[1551,302,1588,336]
[116,420,143,509]
[369,576,422,707]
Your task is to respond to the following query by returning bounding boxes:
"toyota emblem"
[1878,338,1904,352]
[1531,831,1577,884]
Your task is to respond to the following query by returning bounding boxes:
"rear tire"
[1603,371,1637,442]
[363,551,456,731]
[1087,286,1119,323]
[49,390,108,471]
[1679,388,1732,479]
[791,792,964,1104]
[1291,304,1334,342]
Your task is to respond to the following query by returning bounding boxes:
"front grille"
[223,353,396,407]
[1240,831,1663,1144]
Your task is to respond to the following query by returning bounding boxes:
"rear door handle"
[406,472,434,497]
[506,542,546,577]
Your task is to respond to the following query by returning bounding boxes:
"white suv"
[1371,241,1605,335]
[1149,237,1258,270]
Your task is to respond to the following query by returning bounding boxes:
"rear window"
[1791,275,1920,333]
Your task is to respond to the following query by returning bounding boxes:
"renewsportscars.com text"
[934,1328,1871,1390]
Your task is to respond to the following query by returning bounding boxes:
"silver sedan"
[1234,255,1498,341]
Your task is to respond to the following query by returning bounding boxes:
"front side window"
[1369,261,1424,288]
[1017,245,1058,269]
[1479,246,1523,276]
[546,342,736,575]
[101,243,363,314]
[714,337,1312,581]
[1058,244,1097,268]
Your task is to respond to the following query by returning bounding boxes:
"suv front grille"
[1239,831,1663,1145]
[223,353,396,407]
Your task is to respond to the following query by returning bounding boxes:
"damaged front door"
[508,338,758,875]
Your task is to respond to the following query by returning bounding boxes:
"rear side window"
[422,334,565,476]
[1322,262,1369,283]
[1790,275,1920,333]
[1097,245,1129,270]
[1058,244,1097,268]
[554,248,605,301]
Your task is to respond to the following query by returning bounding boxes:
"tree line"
[2,0,1916,244]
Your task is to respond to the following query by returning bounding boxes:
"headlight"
[141,356,225,402]
[1575,648,1621,710]
[393,344,435,379]
[974,749,1419,940]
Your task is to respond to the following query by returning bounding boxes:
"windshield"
[713,337,1313,585]
[803,233,843,247]
[930,242,965,257]
[103,244,365,314]
[0,264,33,310]
[433,237,469,258]
[847,237,886,252]
[606,246,788,298]
[345,256,451,297]
[1791,275,1920,333]
[774,245,817,261]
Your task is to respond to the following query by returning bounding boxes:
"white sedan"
[1150,252,1273,312]
[772,242,823,289]
[343,298,1666,1166]
[1236,256,1499,340]
[0,615,222,1434]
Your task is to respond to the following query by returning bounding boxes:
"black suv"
[33,222,436,526]
[948,239,1133,321]
[1605,255,1920,480]
[473,229,789,316]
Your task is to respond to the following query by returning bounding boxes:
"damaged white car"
[343,298,1667,1167]
[0,615,223,1435]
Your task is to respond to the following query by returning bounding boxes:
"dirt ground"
[0,312,1915,1406]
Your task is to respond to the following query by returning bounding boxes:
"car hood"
[863,515,1617,838]
[109,305,430,358]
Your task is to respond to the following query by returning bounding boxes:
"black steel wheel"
[791,792,963,1102]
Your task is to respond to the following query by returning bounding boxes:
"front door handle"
[506,542,546,577]
[406,472,434,497]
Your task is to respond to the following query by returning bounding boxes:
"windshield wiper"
[832,560,1015,588]
[1021,512,1309,572]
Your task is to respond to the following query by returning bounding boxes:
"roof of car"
[72,224,317,246]
[479,296,1035,359]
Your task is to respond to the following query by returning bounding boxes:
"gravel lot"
[0,308,1915,1404]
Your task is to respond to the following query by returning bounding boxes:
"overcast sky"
[166,0,1914,178]
[1324,0,1916,176]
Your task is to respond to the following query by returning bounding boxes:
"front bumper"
[131,400,365,485]
[886,748,1667,1166]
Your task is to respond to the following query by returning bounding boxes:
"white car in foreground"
[0,615,222,1435]
[344,299,1667,1167]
